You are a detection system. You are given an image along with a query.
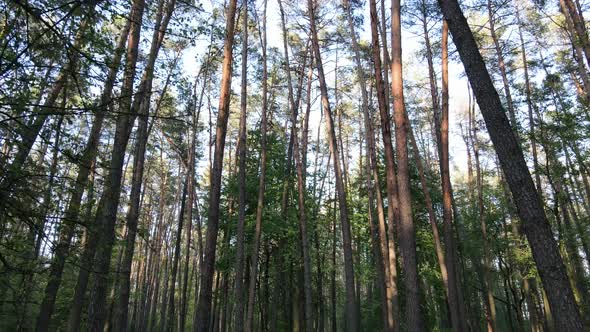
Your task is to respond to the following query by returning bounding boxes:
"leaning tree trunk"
[558,0,590,100]
[308,0,358,330]
[562,0,590,69]
[343,0,393,329]
[193,0,238,330]
[112,1,177,330]
[67,1,145,330]
[87,0,175,327]
[437,0,584,329]
[34,17,132,331]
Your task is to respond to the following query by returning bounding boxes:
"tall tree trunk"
[343,0,393,329]
[277,1,312,329]
[437,0,584,329]
[180,71,204,332]
[67,1,146,329]
[514,6,550,323]
[163,178,187,331]
[334,49,350,193]
[390,0,423,329]
[148,157,170,332]
[293,84,314,332]
[471,107,498,332]
[112,3,175,329]
[439,20,468,332]
[368,3,403,331]
[193,0,238,330]
[514,2,542,195]
[423,9,471,328]
[233,2,249,330]
[308,1,357,330]
[246,1,269,330]
[330,194,338,332]
[88,0,175,327]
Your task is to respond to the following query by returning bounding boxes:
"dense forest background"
[1,0,590,330]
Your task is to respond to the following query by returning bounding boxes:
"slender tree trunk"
[439,20,469,331]
[487,0,517,132]
[343,0,393,329]
[159,238,171,332]
[331,194,338,332]
[233,2,249,330]
[308,1,357,329]
[148,159,169,332]
[390,0,423,329]
[293,86,314,332]
[420,0,442,159]
[180,72,204,332]
[34,14,130,330]
[333,49,350,193]
[438,0,584,329]
[277,1,312,329]
[67,1,145,330]
[514,2,542,196]
[246,1,269,329]
[471,109,498,332]
[379,0,392,109]
[368,3,403,331]
[163,178,187,331]
[112,5,173,330]
[193,0,238,330]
